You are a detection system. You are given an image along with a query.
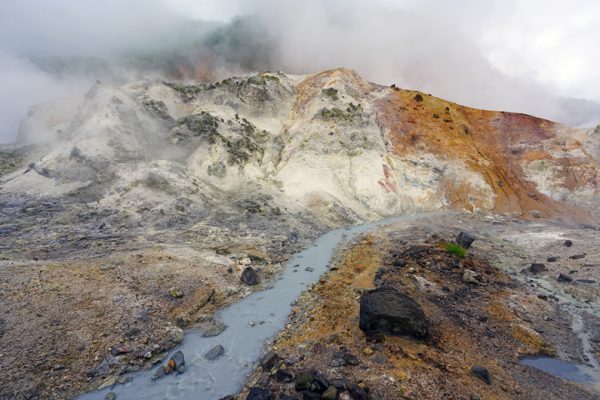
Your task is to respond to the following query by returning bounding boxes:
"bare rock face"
[359,287,428,339]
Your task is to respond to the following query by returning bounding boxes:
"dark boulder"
[557,273,573,283]
[241,267,260,285]
[471,365,491,385]
[246,387,273,400]
[564,240,573,247]
[457,232,476,249]
[359,287,428,339]
[528,263,546,274]
[276,368,294,383]
[259,350,280,370]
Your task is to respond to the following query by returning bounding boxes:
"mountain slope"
[4,68,600,226]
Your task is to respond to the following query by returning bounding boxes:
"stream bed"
[78,212,440,400]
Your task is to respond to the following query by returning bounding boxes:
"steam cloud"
[1,0,599,143]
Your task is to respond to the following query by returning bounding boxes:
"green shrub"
[444,242,467,258]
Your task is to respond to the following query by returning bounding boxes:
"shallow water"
[78,212,442,400]
[520,356,600,384]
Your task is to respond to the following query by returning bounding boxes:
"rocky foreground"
[1,68,600,399]
[241,213,600,400]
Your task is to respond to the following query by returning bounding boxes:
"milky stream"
[78,212,443,400]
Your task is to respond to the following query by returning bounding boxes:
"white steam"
[1,0,599,143]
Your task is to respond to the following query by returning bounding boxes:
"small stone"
[363,347,374,355]
[529,263,546,274]
[152,366,166,380]
[463,269,482,284]
[557,273,573,283]
[470,365,491,385]
[204,344,225,361]
[241,266,260,285]
[331,348,359,367]
[537,294,548,301]
[529,210,544,218]
[259,351,280,370]
[275,368,294,383]
[246,387,273,400]
[110,345,130,356]
[564,240,573,247]
[294,373,314,391]
[169,287,184,298]
[98,377,116,390]
[322,386,338,400]
[171,351,185,372]
[457,232,476,248]
[105,393,116,400]
[166,327,184,344]
[569,254,586,260]
[546,256,558,263]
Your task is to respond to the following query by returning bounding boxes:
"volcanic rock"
[359,287,428,339]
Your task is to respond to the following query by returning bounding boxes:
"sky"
[1,0,599,143]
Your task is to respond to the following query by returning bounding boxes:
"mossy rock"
[318,102,366,124]
[163,81,207,103]
[176,112,221,143]
[321,87,339,101]
[142,98,173,122]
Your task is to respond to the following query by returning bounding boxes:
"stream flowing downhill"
[78,212,443,400]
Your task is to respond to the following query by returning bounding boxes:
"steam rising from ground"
[1,0,599,143]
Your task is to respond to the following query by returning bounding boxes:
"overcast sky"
[1,0,599,143]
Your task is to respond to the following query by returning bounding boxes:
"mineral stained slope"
[1,68,600,399]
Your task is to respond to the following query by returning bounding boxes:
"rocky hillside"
[1,68,600,399]
[3,68,600,229]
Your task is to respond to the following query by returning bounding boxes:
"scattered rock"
[295,373,315,391]
[110,345,130,356]
[105,392,116,400]
[204,344,225,361]
[537,294,548,301]
[463,269,482,284]
[564,240,573,247]
[152,366,166,381]
[528,263,546,274]
[557,273,573,283]
[169,287,184,298]
[359,287,428,339]
[546,256,558,262]
[246,387,273,400]
[457,232,476,248]
[470,365,491,385]
[241,266,260,285]
[259,351,280,370]
[529,210,544,218]
[98,377,116,390]
[275,368,294,383]
[577,279,596,284]
[569,254,586,260]
[166,327,184,344]
[331,348,359,367]
[171,351,185,373]
[322,386,338,399]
